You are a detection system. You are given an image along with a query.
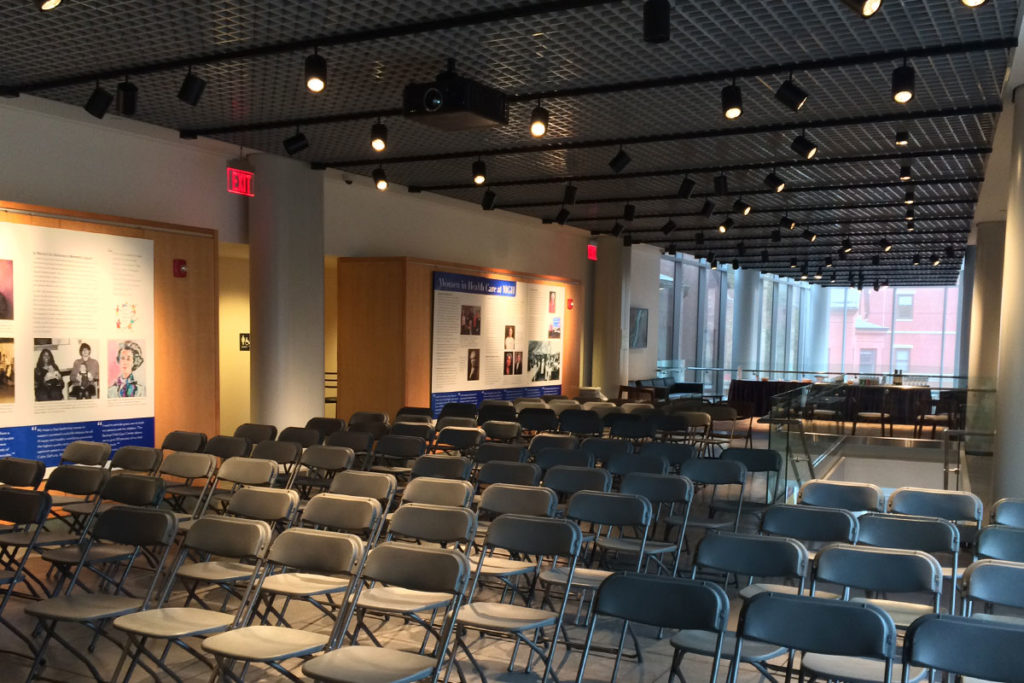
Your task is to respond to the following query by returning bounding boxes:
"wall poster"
[431,271,564,416]
[0,222,155,463]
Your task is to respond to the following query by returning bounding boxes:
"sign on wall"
[0,222,155,463]
[430,271,564,416]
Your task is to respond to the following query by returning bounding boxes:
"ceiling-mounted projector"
[403,59,508,131]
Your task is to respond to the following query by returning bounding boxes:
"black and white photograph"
[527,341,560,382]
[513,351,523,375]
[466,348,480,381]
[0,259,11,320]
[0,338,12,403]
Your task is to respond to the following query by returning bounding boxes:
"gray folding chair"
[233,422,278,444]
[888,486,983,546]
[480,420,523,443]
[474,442,528,465]
[577,573,729,683]
[58,440,111,467]
[161,430,208,454]
[977,525,1024,563]
[639,441,695,473]
[528,432,579,459]
[618,472,694,576]
[304,417,344,443]
[251,438,303,487]
[536,447,594,472]
[329,470,398,512]
[541,466,613,510]
[325,429,375,466]
[472,484,559,583]
[390,421,437,443]
[582,437,632,467]
[961,558,1024,623]
[798,479,886,514]
[401,476,474,508]
[901,614,1024,682]
[198,456,277,517]
[559,409,604,438]
[109,445,163,474]
[715,447,782,514]
[409,454,473,480]
[222,486,300,534]
[160,450,218,519]
[0,488,52,650]
[435,416,477,432]
[992,497,1024,528]
[672,459,747,536]
[434,426,485,456]
[290,444,355,499]
[278,426,322,448]
[760,504,859,555]
[369,434,426,478]
[476,461,542,488]
[606,452,669,477]
[0,457,45,488]
[203,435,251,461]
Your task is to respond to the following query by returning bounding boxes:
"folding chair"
[369,434,426,479]
[233,422,278,445]
[278,425,321,448]
[203,435,251,461]
[888,487,983,546]
[578,573,729,683]
[251,438,304,487]
[715,447,782,515]
[0,457,45,488]
[395,406,431,423]
[304,417,344,443]
[901,614,1024,682]
[161,430,207,454]
[221,486,300,535]
[390,421,436,443]
[528,432,578,460]
[670,459,746,537]
[472,485,559,584]
[960,558,1024,623]
[25,507,178,681]
[160,450,218,519]
[478,404,517,425]
[559,409,604,438]
[639,441,695,474]
[798,479,886,514]
[992,497,1024,528]
[329,470,398,512]
[541,466,613,510]
[401,476,474,508]
[198,456,277,518]
[348,411,390,430]
[27,465,109,550]
[480,420,522,443]
[474,442,528,465]
[57,440,111,467]
[326,430,375,469]
[476,461,542,488]
[439,402,477,420]
[703,405,739,456]
[606,452,669,477]
[581,437,632,467]
[435,416,477,431]
[290,445,355,499]
[548,399,581,416]
[976,525,1024,563]
[109,445,162,474]
[409,454,473,481]
[0,488,51,651]
[618,472,694,576]
[518,408,559,436]
[536,447,594,472]
[608,413,656,444]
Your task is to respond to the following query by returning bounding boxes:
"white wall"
[626,244,661,381]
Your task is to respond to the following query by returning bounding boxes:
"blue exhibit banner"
[0,417,154,465]
[433,271,516,297]
[430,386,561,418]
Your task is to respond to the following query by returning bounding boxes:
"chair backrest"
[474,442,527,464]
[159,450,217,480]
[215,456,276,486]
[0,487,52,526]
[888,487,983,528]
[266,527,363,576]
[606,452,669,476]
[109,446,162,474]
[410,455,472,480]
[439,402,477,419]
[435,416,478,431]
[992,497,1024,528]
[536,447,594,471]
[857,513,959,554]
[434,426,484,451]
[203,435,251,460]
[480,420,523,442]
[558,409,604,436]
[347,421,389,441]
[621,472,694,507]
[528,432,579,457]
[92,505,178,548]
[389,503,477,545]
[303,417,344,442]
[760,504,858,544]
[798,479,885,513]
[976,525,1024,563]
[814,543,943,596]
[61,440,111,466]
[477,404,517,424]
[301,493,382,535]
[583,401,619,418]
[233,422,278,444]
[395,406,432,421]
[609,413,656,439]
[361,541,471,595]
[693,531,809,581]
[278,426,321,448]
[679,458,747,486]
[349,411,389,427]
[593,573,729,632]
[581,437,632,466]
[517,407,559,432]
[721,448,782,474]
[226,486,300,525]
[639,441,695,468]
[477,461,542,487]
[402,476,474,507]
[101,473,166,507]
[389,422,436,442]
[329,470,397,508]
[483,513,583,557]
[374,434,426,459]
[620,402,655,415]
[161,431,207,453]
[478,484,557,517]
[300,445,355,472]
[566,490,652,528]
[962,559,1024,611]
[0,457,45,488]
[902,614,1024,682]
[325,430,374,454]
[182,516,272,559]
[45,464,109,496]
[548,399,581,416]
[542,465,612,495]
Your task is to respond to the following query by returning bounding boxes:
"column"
[730,268,761,378]
[248,153,325,427]
[799,286,830,375]
[957,245,975,379]
[591,235,629,399]
[993,90,1024,499]
[970,222,1005,456]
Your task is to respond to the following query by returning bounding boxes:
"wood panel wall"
[337,256,583,421]
[0,201,220,445]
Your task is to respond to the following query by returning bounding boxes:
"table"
[727,380,932,424]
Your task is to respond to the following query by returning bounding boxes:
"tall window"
[859,348,877,375]
[895,293,914,320]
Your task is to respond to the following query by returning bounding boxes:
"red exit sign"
[227,167,254,197]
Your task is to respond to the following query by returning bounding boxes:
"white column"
[800,286,830,375]
[248,154,325,428]
[730,268,761,378]
[592,236,629,398]
[970,223,1005,456]
[957,245,975,378]
[993,91,1024,499]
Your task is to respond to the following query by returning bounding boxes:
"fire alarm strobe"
[403,59,508,131]
[173,259,188,278]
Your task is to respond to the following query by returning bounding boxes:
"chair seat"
[165,485,206,500]
[473,554,536,577]
[260,572,350,598]
[598,537,676,555]
[177,560,257,584]
[370,466,412,476]
[539,566,612,590]
[26,594,143,622]
[457,602,558,632]
[812,410,840,418]
[856,412,890,420]
[0,530,80,547]
[671,629,785,662]
[357,585,452,614]
[739,583,839,601]
[41,543,135,565]
[971,613,1024,627]
[801,653,924,683]
[850,597,932,628]
[203,624,329,661]
[673,515,734,530]
[922,415,949,424]
[303,644,437,683]
[61,500,114,516]
[113,606,235,638]
[49,494,89,508]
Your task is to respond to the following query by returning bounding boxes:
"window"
[859,348,877,375]
[894,347,911,373]
[896,293,914,320]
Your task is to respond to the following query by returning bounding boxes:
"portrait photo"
[548,316,562,339]
[503,351,514,376]
[108,339,146,398]
[466,348,480,381]
[548,291,556,314]
[68,341,101,399]
[460,305,481,336]
[33,343,64,402]
[0,259,12,320]
[513,351,523,375]
[503,325,516,350]
[0,338,12,403]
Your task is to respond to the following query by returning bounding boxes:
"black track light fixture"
[842,238,854,253]
[283,128,309,156]
[800,265,809,280]
[732,199,751,216]
[624,233,634,247]
[700,200,715,218]
[775,77,808,112]
[481,189,496,211]
[871,254,881,266]
[873,281,881,292]
[530,101,549,138]
[802,229,817,242]
[962,0,988,6]
[609,147,631,173]
[718,217,733,234]
[472,159,487,185]
[84,81,112,119]
[623,204,636,221]
[825,257,834,268]
[791,132,818,160]
[178,67,206,106]
[732,259,741,270]
[761,249,769,264]
[945,245,957,260]
[895,130,910,146]
[842,0,883,17]
[555,207,570,225]
[880,238,893,252]
[899,163,913,181]
[305,49,327,93]
[714,174,729,196]
[722,79,742,120]
[610,222,624,237]
[830,271,837,283]
[905,206,915,222]
[770,229,781,242]
[913,254,921,266]
[373,166,388,191]
[643,0,671,43]
[563,184,578,206]
[370,120,387,152]
[116,78,137,117]
[780,215,796,230]
[764,172,786,193]
[814,268,823,280]
[931,253,941,266]
[790,258,798,269]
[695,231,705,246]
[666,244,677,256]
[710,259,718,271]
[662,219,677,236]
[677,176,696,199]
[904,190,915,205]
[892,60,915,104]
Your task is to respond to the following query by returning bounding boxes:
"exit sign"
[227,167,254,197]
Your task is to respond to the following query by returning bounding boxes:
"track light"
[370,121,387,152]
[718,217,733,234]
[791,133,818,160]
[84,82,112,119]
[842,238,853,253]
[761,249,769,264]
[472,159,487,185]
[904,190,915,205]
[770,229,781,242]
[802,229,817,242]
[790,258,798,269]
[800,267,809,280]
[775,78,808,112]
[814,268,823,280]
[892,62,915,104]
[283,129,309,156]
[305,50,327,93]
[895,130,910,146]
[764,172,786,193]
[825,257,833,268]
[116,79,137,116]
[830,271,837,283]
[530,103,549,138]
[905,207,915,221]
[945,246,957,260]
[873,281,881,292]
[780,215,796,230]
[714,174,729,196]
[899,164,912,181]
[610,222,624,237]
[913,254,921,266]
[695,232,705,246]
[677,177,696,199]
[555,207,570,225]
[871,255,881,266]
[961,0,987,5]
[737,241,747,256]
[662,219,677,236]
[624,234,633,247]
[931,253,941,266]
[623,204,636,221]
[373,167,388,191]
[880,238,892,252]
[562,184,578,206]
[700,200,715,218]
[666,244,677,256]
[609,147,631,173]
[36,0,62,9]
[710,259,718,271]
[643,0,671,43]
[722,80,742,120]
[732,259,740,270]
[732,199,751,216]
[481,189,496,210]
[842,0,883,17]
[178,68,206,106]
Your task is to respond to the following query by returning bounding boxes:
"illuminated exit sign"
[227,167,254,197]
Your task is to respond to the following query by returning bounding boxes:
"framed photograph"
[628,307,648,349]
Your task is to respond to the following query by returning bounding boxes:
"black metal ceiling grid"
[1,0,1017,286]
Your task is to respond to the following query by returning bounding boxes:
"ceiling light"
[611,222,624,237]
[609,147,631,173]
[36,0,62,9]
[481,189,496,211]
[892,62,915,104]
[830,271,837,283]
[775,78,808,112]
[178,68,206,106]
[84,82,112,119]
[722,82,743,120]
[370,122,387,152]
[700,200,715,218]
[373,167,388,191]
[770,229,781,242]
[764,172,786,193]
[761,249,769,263]
[842,238,853,253]
[905,207,915,221]
[662,219,677,235]
[790,258,798,269]
[677,177,696,199]
[732,259,741,270]
[945,246,957,260]
[904,190,915,205]
[899,164,912,181]
[710,259,718,271]
[623,204,636,221]
[116,79,137,117]
[802,229,817,242]
[695,232,705,246]
[931,253,941,266]
[873,281,880,292]
[714,174,729,196]
[556,207,570,225]
[880,238,893,252]
[825,257,833,268]
[472,159,487,185]
[842,0,883,17]
[780,215,796,230]
[718,217,733,234]
[530,103,549,138]
[814,268,823,280]
[283,130,309,156]
[624,234,634,247]
[961,0,987,5]
[733,199,751,216]
[791,133,818,160]
[913,254,921,266]
[563,184,578,206]
[895,130,910,146]
[643,0,671,43]
[800,268,809,281]
[305,50,327,93]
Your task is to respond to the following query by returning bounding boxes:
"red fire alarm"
[567,298,575,310]
[173,259,188,278]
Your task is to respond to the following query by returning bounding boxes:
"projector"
[403,62,508,131]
